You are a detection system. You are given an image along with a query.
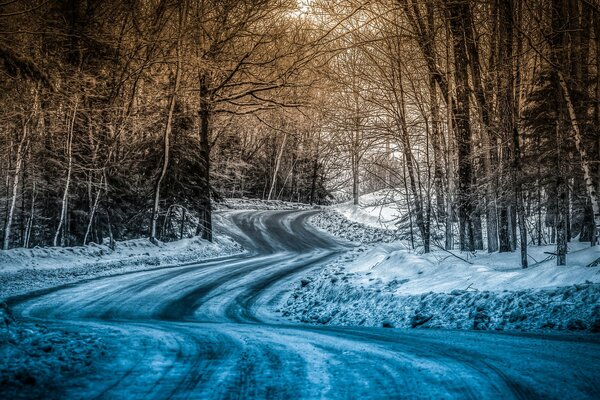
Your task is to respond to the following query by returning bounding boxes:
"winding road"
[10,210,600,399]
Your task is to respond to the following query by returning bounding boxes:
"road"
[10,210,600,399]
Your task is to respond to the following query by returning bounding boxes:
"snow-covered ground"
[0,204,276,398]
[310,208,399,244]
[329,241,600,294]
[217,197,314,211]
[0,304,106,399]
[284,194,600,332]
[0,219,242,300]
[0,215,245,399]
[2,193,599,400]
[331,189,403,230]
[283,248,600,331]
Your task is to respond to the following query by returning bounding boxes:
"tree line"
[0,0,331,248]
[318,0,600,266]
[1,0,599,268]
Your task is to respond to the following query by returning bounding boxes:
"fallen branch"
[528,254,556,268]
[587,257,600,268]
[433,243,474,265]
[465,283,478,292]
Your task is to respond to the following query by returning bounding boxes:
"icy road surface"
[9,210,600,399]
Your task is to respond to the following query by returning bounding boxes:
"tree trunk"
[558,71,600,246]
[425,3,446,224]
[463,0,498,252]
[446,0,475,251]
[595,9,600,238]
[556,115,568,265]
[351,155,359,205]
[445,26,454,251]
[429,77,446,224]
[180,207,186,240]
[514,125,527,268]
[23,181,35,248]
[2,123,29,250]
[510,204,518,251]
[268,133,286,201]
[106,206,115,250]
[513,0,527,268]
[496,0,518,254]
[309,133,320,205]
[402,158,415,250]
[537,153,543,246]
[54,100,78,247]
[472,208,484,250]
[498,204,511,252]
[83,173,104,245]
[19,144,28,247]
[197,72,213,241]
[396,60,429,252]
[151,38,182,242]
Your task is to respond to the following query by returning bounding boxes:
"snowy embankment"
[310,208,398,244]
[0,199,313,300]
[0,215,244,397]
[1,303,105,398]
[217,197,313,211]
[329,189,404,231]
[0,231,242,300]
[283,195,600,332]
[0,203,276,396]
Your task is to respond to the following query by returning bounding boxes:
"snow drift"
[283,205,600,332]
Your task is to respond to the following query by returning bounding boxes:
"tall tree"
[445,0,475,251]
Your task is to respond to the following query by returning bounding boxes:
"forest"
[1,0,599,267]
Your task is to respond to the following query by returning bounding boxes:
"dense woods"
[1,0,599,267]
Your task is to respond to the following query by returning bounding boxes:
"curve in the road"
[9,210,600,399]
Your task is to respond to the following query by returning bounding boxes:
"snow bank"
[332,189,403,230]
[0,231,242,300]
[0,304,105,399]
[217,198,313,211]
[343,242,600,294]
[283,273,600,331]
[292,209,600,332]
[309,208,399,244]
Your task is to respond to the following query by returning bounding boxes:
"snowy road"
[10,210,600,399]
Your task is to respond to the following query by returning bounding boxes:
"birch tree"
[151,2,184,243]
[2,121,29,250]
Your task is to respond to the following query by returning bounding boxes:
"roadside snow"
[284,271,600,331]
[0,304,105,399]
[309,208,399,244]
[332,189,403,230]
[287,208,600,332]
[217,198,313,211]
[343,241,600,294]
[0,219,243,300]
